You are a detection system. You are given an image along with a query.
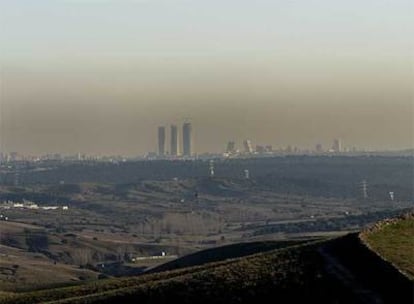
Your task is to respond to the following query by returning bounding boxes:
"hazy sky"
[1,0,413,155]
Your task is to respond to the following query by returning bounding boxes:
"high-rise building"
[170,124,179,156]
[226,141,236,154]
[182,122,192,156]
[256,145,265,153]
[243,140,253,153]
[332,138,342,153]
[315,143,323,153]
[158,126,166,156]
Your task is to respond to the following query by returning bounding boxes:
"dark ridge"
[145,239,310,274]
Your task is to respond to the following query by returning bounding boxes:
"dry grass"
[361,214,414,280]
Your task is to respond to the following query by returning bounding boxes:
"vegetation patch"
[0,240,343,304]
[360,212,414,280]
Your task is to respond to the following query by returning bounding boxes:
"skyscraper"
[226,141,236,154]
[170,124,179,156]
[332,138,342,153]
[182,122,192,156]
[315,143,323,153]
[158,126,166,156]
[243,139,253,153]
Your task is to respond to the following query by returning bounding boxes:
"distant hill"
[4,156,413,200]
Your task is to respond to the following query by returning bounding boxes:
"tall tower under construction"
[170,124,179,156]
[158,126,166,156]
[182,122,192,156]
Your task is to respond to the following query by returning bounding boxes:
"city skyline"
[0,135,409,163]
[0,1,412,155]
[0,115,412,156]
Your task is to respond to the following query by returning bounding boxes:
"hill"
[0,238,347,304]
[1,213,413,304]
[360,212,414,280]
[4,156,413,201]
[145,239,309,273]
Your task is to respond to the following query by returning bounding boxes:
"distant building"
[158,126,166,156]
[315,143,323,153]
[10,152,18,162]
[182,122,193,156]
[226,141,236,154]
[243,140,253,153]
[170,125,179,156]
[332,138,342,153]
[265,145,273,152]
[255,145,265,153]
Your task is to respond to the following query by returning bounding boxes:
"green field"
[361,213,414,280]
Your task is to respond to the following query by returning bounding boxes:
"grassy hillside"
[145,239,309,273]
[2,213,413,304]
[360,212,414,280]
[0,221,100,292]
[1,239,350,304]
[0,220,182,291]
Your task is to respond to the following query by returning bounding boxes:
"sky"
[0,0,413,155]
